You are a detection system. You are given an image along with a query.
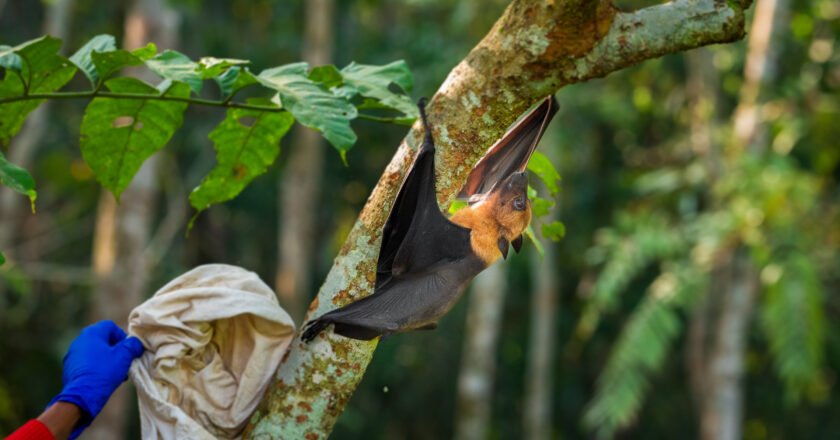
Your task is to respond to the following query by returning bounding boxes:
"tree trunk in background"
[276,0,334,324]
[684,48,720,180]
[455,262,507,440]
[523,219,560,440]
[733,0,788,154]
[0,0,74,293]
[701,250,758,440]
[699,0,788,438]
[85,1,179,438]
[684,46,719,420]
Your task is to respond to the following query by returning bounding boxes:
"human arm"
[5,320,144,440]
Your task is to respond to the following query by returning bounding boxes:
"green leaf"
[583,264,703,438]
[761,253,825,402]
[17,36,77,91]
[69,34,117,85]
[524,224,544,256]
[80,77,189,199]
[215,66,258,98]
[257,62,357,153]
[576,213,688,342]
[532,196,555,217]
[339,61,416,117]
[0,150,37,209]
[0,45,22,71]
[0,36,76,145]
[308,65,343,88]
[527,150,561,195]
[542,221,565,241]
[448,199,468,215]
[131,43,157,60]
[0,250,4,265]
[91,50,140,82]
[145,50,202,93]
[189,99,293,218]
[197,57,249,79]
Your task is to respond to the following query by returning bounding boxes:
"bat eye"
[513,196,526,211]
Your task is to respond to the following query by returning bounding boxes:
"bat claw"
[301,319,330,342]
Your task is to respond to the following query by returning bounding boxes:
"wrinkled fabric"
[128,264,295,440]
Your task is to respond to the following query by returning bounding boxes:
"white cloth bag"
[128,264,295,439]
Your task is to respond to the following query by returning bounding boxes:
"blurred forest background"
[1,0,839,439]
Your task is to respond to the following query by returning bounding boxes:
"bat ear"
[512,235,523,253]
[498,237,510,260]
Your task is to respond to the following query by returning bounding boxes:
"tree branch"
[0,92,409,124]
[245,0,749,438]
[0,91,282,112]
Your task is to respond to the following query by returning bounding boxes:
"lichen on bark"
[245,0,750,438]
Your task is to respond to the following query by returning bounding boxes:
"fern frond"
[760,251,825,402]
[583,262,705,438]
[578,213,688,340]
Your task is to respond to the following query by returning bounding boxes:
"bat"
[302,96,558,342]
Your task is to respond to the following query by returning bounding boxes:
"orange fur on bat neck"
[450,190,531,266]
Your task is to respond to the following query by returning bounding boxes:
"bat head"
[455,96,557,257]
[488,170,531,241]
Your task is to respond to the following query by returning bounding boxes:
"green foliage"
[0,251,4,266]
[0,36,76,145]
[257,62,358,156]
[523,224,544,256]
[577,213,688,339]
[146,50,204,93]
[526,184,564,254]
[447,199,468,214]
[338,61,417,118]
[531,195,555,217]
[0,150,36,208]
[80,78,189,200]
[90,43,157,82]
[308,65,343,88]
[0,34,418,211]
[190,99,294,218]
[584,263,705,438]
[542,221,565,241]
[196,57,249,79]
[578,148,835,437]
[761,252,826,402]
[214,66,258,98]
[527,150,561,195]
[68,34,116,85]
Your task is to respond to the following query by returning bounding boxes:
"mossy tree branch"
[244,0,749,438]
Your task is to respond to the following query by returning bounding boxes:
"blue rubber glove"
[50,320,145,439]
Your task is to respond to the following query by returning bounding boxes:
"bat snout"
[505,172,528,193]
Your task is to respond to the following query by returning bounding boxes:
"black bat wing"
[375,137,473,289]
[302,99,474,342]
[302,256,483,341]
[458,96,558,199]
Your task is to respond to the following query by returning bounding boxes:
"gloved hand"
[50,320,145,439]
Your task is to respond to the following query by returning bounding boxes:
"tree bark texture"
[245,1,749,438]
[699,0,787,438]
[276,0,334,324]
[0,0,74,292]
[454,263,508,440]
[85,1,179,438]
